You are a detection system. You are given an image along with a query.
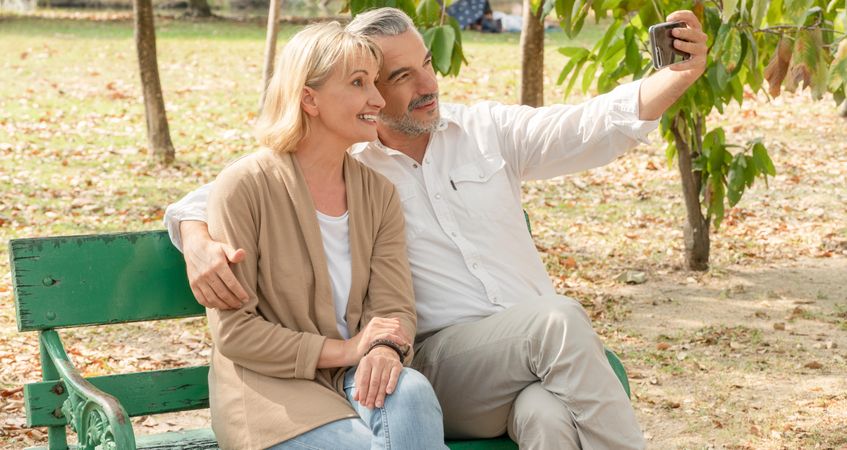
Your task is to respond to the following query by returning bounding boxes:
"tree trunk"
[259,0,282,111]
[519,0,544,106]
[839,100,847,118]
[133,0,175,165]
[188,0,212,17]
[672,113,710,271]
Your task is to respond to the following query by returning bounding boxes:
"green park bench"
[10,230,630,449]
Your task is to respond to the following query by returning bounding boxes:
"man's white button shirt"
[164,80,657,336]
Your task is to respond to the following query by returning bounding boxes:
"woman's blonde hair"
[255,22,383,153]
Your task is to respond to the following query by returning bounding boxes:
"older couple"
[166,7,708,450]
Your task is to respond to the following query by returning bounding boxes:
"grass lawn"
[1,11,846,449]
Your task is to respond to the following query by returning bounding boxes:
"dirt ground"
[613,256,847,449]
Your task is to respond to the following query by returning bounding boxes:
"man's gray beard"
[379,110,440,137]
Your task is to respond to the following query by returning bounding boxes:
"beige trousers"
[411,295,645,450]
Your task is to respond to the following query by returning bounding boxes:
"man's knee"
[527,296,597,346]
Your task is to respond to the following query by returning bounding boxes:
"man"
[165,8,707,449]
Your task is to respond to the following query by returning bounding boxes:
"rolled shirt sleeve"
[163,182,213,252]
[488,79,659,181]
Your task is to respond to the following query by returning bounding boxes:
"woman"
[205,23,446,450]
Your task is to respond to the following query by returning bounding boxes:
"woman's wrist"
[343,337,363,365]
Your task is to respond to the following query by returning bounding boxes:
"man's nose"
[416,69,438,95]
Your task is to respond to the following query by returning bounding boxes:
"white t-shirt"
[316,210,352,339]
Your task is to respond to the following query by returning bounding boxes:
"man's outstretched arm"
[638,10,709,120]
[164,183,248,310]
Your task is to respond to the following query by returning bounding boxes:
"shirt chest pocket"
[395,183,425,240]
[448,155,511,219]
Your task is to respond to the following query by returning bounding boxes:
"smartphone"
[648,21,691,70]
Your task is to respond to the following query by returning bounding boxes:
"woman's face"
[309,54,385,146]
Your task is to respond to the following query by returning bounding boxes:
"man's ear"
[301,87,319,117]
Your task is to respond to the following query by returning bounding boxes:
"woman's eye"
[353,79,363,87]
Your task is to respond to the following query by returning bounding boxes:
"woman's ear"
[301,87,319,117]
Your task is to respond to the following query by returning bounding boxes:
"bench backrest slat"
[10,231,202,331]
[25,366,210,427]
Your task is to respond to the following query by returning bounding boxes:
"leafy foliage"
[344,0,466,76]
[555,0,846,229]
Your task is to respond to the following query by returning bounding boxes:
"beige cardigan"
[206,149,416,450]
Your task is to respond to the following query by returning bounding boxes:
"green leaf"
[731,75,744,105]
[395,0,417,18]
[751,0,768,27]
[784,0,815,25]
[766,0,784,24]
[723,0,739,20]
[422,27,436,49]
[541,0,557,18]
[416,0,442,26]
[727,154,747,206]
[556,0,577,36]
[719,28,743,74]
[557,58,579,86]
[624,26,641,74]
[594,19,622,56]
[572,3,590,35]
[743,29,759,78]
[430,26,456,75]
[743,154,758,186]
[752,141,776,176]
[558,47,590,58]
[785,29,828,99]
[704,128,727,174]
[564,59,588,98]
[601,39,626,73]
[665,141,677,169]
[582,61,597,93]
[708,176,726,229]
[829,47,847,91]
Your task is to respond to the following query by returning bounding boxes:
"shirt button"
[472,263,479,269]
[425,158,431,164]
[434,193,441,199]
[478,173,485,179]
[412,163,419,168]
[451,232,457,237]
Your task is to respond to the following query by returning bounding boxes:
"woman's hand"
[353,346,402,408]
[345,317,409,362]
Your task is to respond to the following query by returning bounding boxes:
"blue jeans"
[268,367,447,450]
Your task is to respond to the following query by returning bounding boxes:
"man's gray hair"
[346,7,417,38]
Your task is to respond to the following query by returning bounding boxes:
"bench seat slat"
[25,366,209,427]
[11,231,202,332]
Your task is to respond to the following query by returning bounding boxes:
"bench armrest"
[40,330,137,450]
